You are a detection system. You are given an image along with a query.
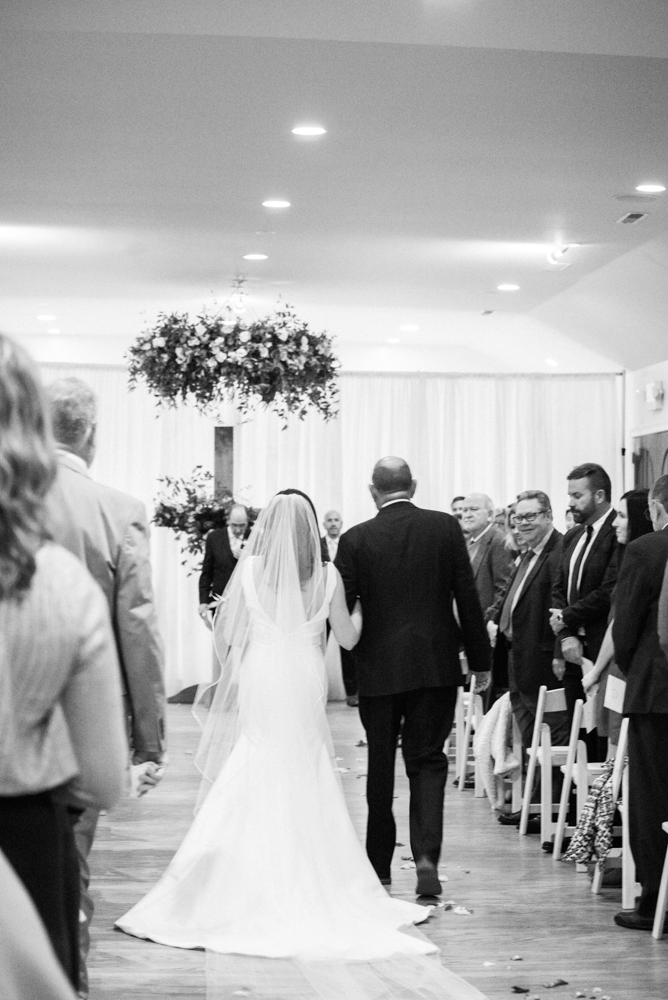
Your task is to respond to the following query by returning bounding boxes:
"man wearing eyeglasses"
[487,490,568,824]
[549,463,618,760]
[611,475,668,931]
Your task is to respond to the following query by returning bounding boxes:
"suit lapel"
[513,531,558,609]
[469,529,491,578]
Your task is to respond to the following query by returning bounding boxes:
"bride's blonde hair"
[0,334,57,598]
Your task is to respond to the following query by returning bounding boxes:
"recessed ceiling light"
[636,183,665,193]
[47,328,61,334]
[243,254,268,260]
[292,125,326,136]
[262,200,291,208]
[545,358,558,367]
[37,314,56,321]
[497,284,520,292]
[387,337,400,344]
[399,324,419,332]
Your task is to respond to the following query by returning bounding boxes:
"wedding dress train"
[117,530,487,999]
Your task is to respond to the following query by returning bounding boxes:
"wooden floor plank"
[88,703,668,999]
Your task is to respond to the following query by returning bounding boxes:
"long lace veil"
[193,491,327,809]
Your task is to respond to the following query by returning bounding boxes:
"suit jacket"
[551,508,618,662]
[46,452,165,763]
[612,528,668,715]
[335,502,490,697]
[490,528,564,696]
[199,528,240,603]
[468,527,515,618]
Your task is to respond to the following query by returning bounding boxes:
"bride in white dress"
[116,491,487,1000]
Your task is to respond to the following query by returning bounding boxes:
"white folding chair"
[591,718,639,909]
[455,676,484,795]
[552,698,592,860]
[652,822,668,939]
[519,686,571,839]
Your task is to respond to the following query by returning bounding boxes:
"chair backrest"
[543,686,567,713]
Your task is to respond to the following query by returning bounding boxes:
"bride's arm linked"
[328,569,362,650]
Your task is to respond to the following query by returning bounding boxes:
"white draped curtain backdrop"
[39,364,622,695]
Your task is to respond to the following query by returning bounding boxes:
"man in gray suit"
[45,377,165,997]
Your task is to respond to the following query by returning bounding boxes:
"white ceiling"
[2,1,668,371]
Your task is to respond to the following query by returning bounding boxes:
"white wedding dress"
[116,498,487,1000]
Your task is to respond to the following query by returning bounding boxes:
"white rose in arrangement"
[258,345,269,358]
[238,330,251,343]
[152,336,166,348]
[300,336,309,352]
[237,347,248,359]
[277,329,289,342]
[206,357,218,368]
[188,338,199,347]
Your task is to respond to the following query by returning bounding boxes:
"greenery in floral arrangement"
[152,466,257,564]
[127,303,339,424]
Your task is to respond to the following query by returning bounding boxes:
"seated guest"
[487,490,568,825]
[611,475,668,931]
[0,334,127,991]
[198,503,249,627]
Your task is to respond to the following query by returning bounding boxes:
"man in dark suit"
[488,490,568,824]
[335,457,490,896]
[549,463,618,757]
[612,474,668,931]
[198,504,248,627]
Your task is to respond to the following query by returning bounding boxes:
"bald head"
[370,457,416,509]
[228,504,249,538]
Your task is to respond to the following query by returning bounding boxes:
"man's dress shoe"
[346,695,359,707]
[614,908,666,932]
[415,859,441,897]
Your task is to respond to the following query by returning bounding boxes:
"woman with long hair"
[581,488,653,748]
[117,489,488,1000]
[0,334,127,991]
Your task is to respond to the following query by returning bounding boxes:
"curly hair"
[0,334,57,599]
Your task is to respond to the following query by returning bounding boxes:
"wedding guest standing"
[44,377,166,998]
[611,475,668,931]
[322,509,358,706]
[550,463,618,758]
[198,503,249,627]
[0,336,126,992]
[336,458,490,896]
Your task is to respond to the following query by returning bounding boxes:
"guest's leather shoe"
[346,695,359,707]
[614,908,665,932]
[497,811,522,825]
[379,876,391,887]
[415,859,441,897]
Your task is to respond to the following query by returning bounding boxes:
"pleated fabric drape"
[39,364,621,694]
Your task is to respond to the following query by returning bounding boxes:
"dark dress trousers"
[335,502,490,879]
[551,510,618,737]
[490,529,569,751]
[198,528,239,604]
[612,528,668,915]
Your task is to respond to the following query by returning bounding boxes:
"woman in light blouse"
[0,334,127,992]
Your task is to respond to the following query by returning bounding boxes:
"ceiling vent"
[617,212,647,224]
[614,193,658,202]
[481,310,494,316]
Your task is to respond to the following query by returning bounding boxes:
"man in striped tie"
[488,490,568,825]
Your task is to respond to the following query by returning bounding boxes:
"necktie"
[567,525,594,607]
[498,550,533,641]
